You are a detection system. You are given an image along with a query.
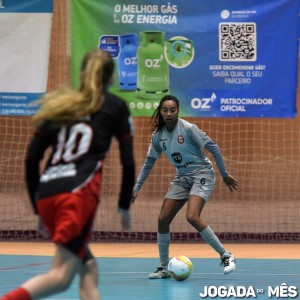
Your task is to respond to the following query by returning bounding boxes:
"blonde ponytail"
[32,50,113,126]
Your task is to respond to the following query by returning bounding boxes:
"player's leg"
[79,248,101,300]
[149,198,186,279]
[158,197,187,233]
[186,194,236,274]
[1,244,80,300]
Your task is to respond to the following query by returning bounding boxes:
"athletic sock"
[157,232,170,267]
[0,287,31,300]
[200,225,229,256]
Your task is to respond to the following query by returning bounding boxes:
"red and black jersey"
[25,92,135,213]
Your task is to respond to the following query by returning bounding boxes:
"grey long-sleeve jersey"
[134,118,228,192]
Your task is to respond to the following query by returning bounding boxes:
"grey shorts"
[165,172,216,202]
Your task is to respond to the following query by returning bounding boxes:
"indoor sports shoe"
[220,253,236,275]
[148,266,171,279]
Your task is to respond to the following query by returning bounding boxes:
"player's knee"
[158,215,171,228]
[57,275,73,292]
[51,270,74,292]
[84,258,99,279]
[186,213,199,226]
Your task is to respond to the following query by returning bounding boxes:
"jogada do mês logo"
[199,283,298,298]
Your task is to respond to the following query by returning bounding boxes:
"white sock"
[200,226,229,257]
[157,232,170,267]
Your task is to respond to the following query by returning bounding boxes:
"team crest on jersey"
[177,135,184,144]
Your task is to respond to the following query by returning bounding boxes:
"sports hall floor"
[0,242,299,299]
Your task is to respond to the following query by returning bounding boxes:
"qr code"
[219,22,256,61]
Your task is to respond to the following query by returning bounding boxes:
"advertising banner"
[71,0,299,117]
[0,0,53,116]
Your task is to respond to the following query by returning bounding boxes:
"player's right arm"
[132,156,157,202]
[132,134,160,203]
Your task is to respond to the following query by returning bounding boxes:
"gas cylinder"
[117,34,138,91]
[136,31,169,99]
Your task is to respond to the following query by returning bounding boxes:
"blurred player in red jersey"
[1,50,135,300]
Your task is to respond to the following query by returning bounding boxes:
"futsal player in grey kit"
[132,95,238,279]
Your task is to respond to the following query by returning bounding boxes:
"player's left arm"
[189,125,238,192]
[116,105,135,210]
[204,140,238,192]
[117,133,135,209]
[117,132,135,231]
[25,124,52,213]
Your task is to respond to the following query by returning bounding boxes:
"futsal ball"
[168,255,193,281]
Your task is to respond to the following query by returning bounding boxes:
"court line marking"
[0,262,50,271]
[98,272,300,276]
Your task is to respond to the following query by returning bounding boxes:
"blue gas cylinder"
[117,34,138,91]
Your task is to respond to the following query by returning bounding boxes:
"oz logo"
[191,93,216,111]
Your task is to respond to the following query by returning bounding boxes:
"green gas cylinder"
[136,31,169,100]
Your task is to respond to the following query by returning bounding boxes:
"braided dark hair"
[150,95,179,132]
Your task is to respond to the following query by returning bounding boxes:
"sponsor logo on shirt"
[171,152,182,163]
[40,163,77,182]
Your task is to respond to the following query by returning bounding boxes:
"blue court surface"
[0,255,299,299]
